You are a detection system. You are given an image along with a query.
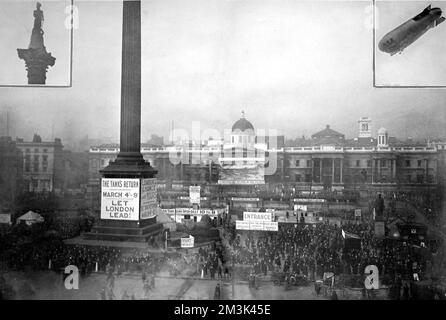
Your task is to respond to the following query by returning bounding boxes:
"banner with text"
[218,159,265,185]
[243,211,274,222]
[236,220,278,231]
[140,178,158,220]
[161,208,222,216]
[294,198,326,203]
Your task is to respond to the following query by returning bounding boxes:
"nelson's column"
[17,2,56,85]
[84,0,163,245]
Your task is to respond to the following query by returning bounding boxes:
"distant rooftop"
[311,125,345,140]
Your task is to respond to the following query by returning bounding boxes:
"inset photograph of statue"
[0,0,73,87]
[374,1,446,87]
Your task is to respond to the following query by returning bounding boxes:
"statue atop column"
[29,2,45,49]
[17,2,56,85]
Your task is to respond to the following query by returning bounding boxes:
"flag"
[341,229,361,239]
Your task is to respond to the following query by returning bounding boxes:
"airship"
[378,5,445,55]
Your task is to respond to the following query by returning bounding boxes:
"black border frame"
[373,0,446,88]
[0,0,74,88]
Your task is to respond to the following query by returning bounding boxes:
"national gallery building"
[87,115,446,210]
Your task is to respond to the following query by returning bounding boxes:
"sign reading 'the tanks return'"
[101,178,140,221]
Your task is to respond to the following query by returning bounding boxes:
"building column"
[319,159,323,183]
[180,162,183,181]
[281,154,285,181]
[311,158,315,183]
[340,158,343,184]
[209,160,212,182]
[118,0,142,158]
[371,157,374,184]
[392,159,396,182]
[332,158,335,184]
[377,158,381,183]
[425,158,428,183]
[173,163,177,180]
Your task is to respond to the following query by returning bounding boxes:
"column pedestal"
[17,47,55,84]
[83,1,163,246]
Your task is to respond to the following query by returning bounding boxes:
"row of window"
[24,163,48,173]
[25,155,48,161]
[25,148,48,153]
[292,159,430,168]
[231,136,254,144]
[28,179,51,190]
[24,154,49,173]
[294,173,435,183]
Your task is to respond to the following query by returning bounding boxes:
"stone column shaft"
[119,0,142,157]
[319,159,323,183]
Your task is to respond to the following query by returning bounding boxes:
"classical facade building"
[16,134,64,192]
[87,116,442,210]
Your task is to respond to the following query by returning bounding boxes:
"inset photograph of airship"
[375,1,446,87]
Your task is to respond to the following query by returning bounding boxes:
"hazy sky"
[0,0,446,150]
[0,0,72,85]
[376,1,446,86]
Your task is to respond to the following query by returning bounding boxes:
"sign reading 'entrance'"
[101,178,140,221]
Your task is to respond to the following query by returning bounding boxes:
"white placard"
[235,220,278,231]
[181,235,194,248]
[243,211,273,222]
[189,186,201,204]
[236,220,251,230]
[101,178,140,221]
[263,221,279,231]
[354,209,362,217]
[294,204,308,212]
[249,221,265,230]
[141,178,158,220]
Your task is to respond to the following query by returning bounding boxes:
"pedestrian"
[214,283,221,300]
[314,280,322,296]
[218,265,222,279]
[403,283,410,300]
[100,288,106,300]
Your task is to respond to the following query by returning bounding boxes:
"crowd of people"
[380,190,443,225]
[1,188,444,300]
[225,221,436,288]
[196,245,230,279]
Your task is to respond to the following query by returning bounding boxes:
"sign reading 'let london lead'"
[101,178,140,221]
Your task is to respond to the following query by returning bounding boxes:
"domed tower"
[377,127,388,147]
[231,111,255,148]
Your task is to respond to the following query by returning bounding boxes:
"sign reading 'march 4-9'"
[100,178,157,221]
